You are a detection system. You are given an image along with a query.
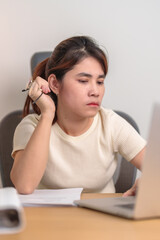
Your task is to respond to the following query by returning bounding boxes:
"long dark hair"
[23,36,108,123]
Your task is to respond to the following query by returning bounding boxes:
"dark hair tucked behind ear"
[23,36,108,123]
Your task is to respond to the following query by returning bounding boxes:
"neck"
[56,110,94,136]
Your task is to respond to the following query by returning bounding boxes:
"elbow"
[14,183,35,195]
[16,186,35,195]
[10,171,35,195]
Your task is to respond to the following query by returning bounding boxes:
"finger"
[22,79,33,92]
[41,85,51,94]
[123,190,131,197]
[29,81,38,95]
[33,77,51,93]
[28,79,33,89]
[28,82,42,101]
[123,187,136,197]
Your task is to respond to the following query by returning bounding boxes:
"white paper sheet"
[18,188,83,206]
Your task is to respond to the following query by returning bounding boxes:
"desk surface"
[1,193,160,240]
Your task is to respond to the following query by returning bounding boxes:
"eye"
[78,79,88,84]
[97,81,104,85]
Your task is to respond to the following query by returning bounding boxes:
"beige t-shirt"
[12,107,146,193]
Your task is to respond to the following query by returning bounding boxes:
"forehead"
[71,57,104,74]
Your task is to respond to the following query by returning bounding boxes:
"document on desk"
[18,188,83,207]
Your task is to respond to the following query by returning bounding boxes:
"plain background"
[0,0,160,186]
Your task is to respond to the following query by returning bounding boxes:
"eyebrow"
[76,72,105,79]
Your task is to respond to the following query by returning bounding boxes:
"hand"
[122,179,139,197]
[29,77,56,119]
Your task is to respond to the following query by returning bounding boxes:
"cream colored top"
[12,107,146,193]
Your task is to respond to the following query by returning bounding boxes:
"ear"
[48,74,60,95]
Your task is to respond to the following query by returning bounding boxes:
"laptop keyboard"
[113,196,135,210]
[116,203,135,210]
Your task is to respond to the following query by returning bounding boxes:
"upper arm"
[12,114,37,159]
[111,112,146,162]
[130,146,146,170]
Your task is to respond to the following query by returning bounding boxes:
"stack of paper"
[19,188,83,206]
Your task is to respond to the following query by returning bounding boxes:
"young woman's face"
[57,57,105,119]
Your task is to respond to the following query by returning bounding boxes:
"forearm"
[10,114,53,194]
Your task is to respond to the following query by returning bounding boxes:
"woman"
[11,36,146,194]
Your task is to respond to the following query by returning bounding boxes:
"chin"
[85,109,99,118]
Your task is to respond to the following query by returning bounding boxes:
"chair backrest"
[31,52,52,75]
[0,110,23,187]
[113,111,139,192]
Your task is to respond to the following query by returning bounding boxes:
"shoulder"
[98,106,137,135]
[96,107,123,138]
[15,113,41,132]
[13,113,40,143]
[12,113,41,157]
[98,107,123,124]
[19,113,40,126]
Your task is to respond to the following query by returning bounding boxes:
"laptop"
[74,103,160,220]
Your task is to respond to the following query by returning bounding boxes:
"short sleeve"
[11,114,40,158]
[110,111,146,161]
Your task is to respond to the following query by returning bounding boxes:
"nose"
[88,83,99,97]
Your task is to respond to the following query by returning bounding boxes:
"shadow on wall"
[0,175,2,188]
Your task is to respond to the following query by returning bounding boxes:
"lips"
[87,102,99,106]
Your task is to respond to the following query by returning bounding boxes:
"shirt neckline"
[53,113,99,142]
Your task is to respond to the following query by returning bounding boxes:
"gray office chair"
[0,110,22,187]
[31,51,52,75]
[0,52,139,192]
[113,111,138,192]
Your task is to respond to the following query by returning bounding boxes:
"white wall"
[0,0,160,183]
